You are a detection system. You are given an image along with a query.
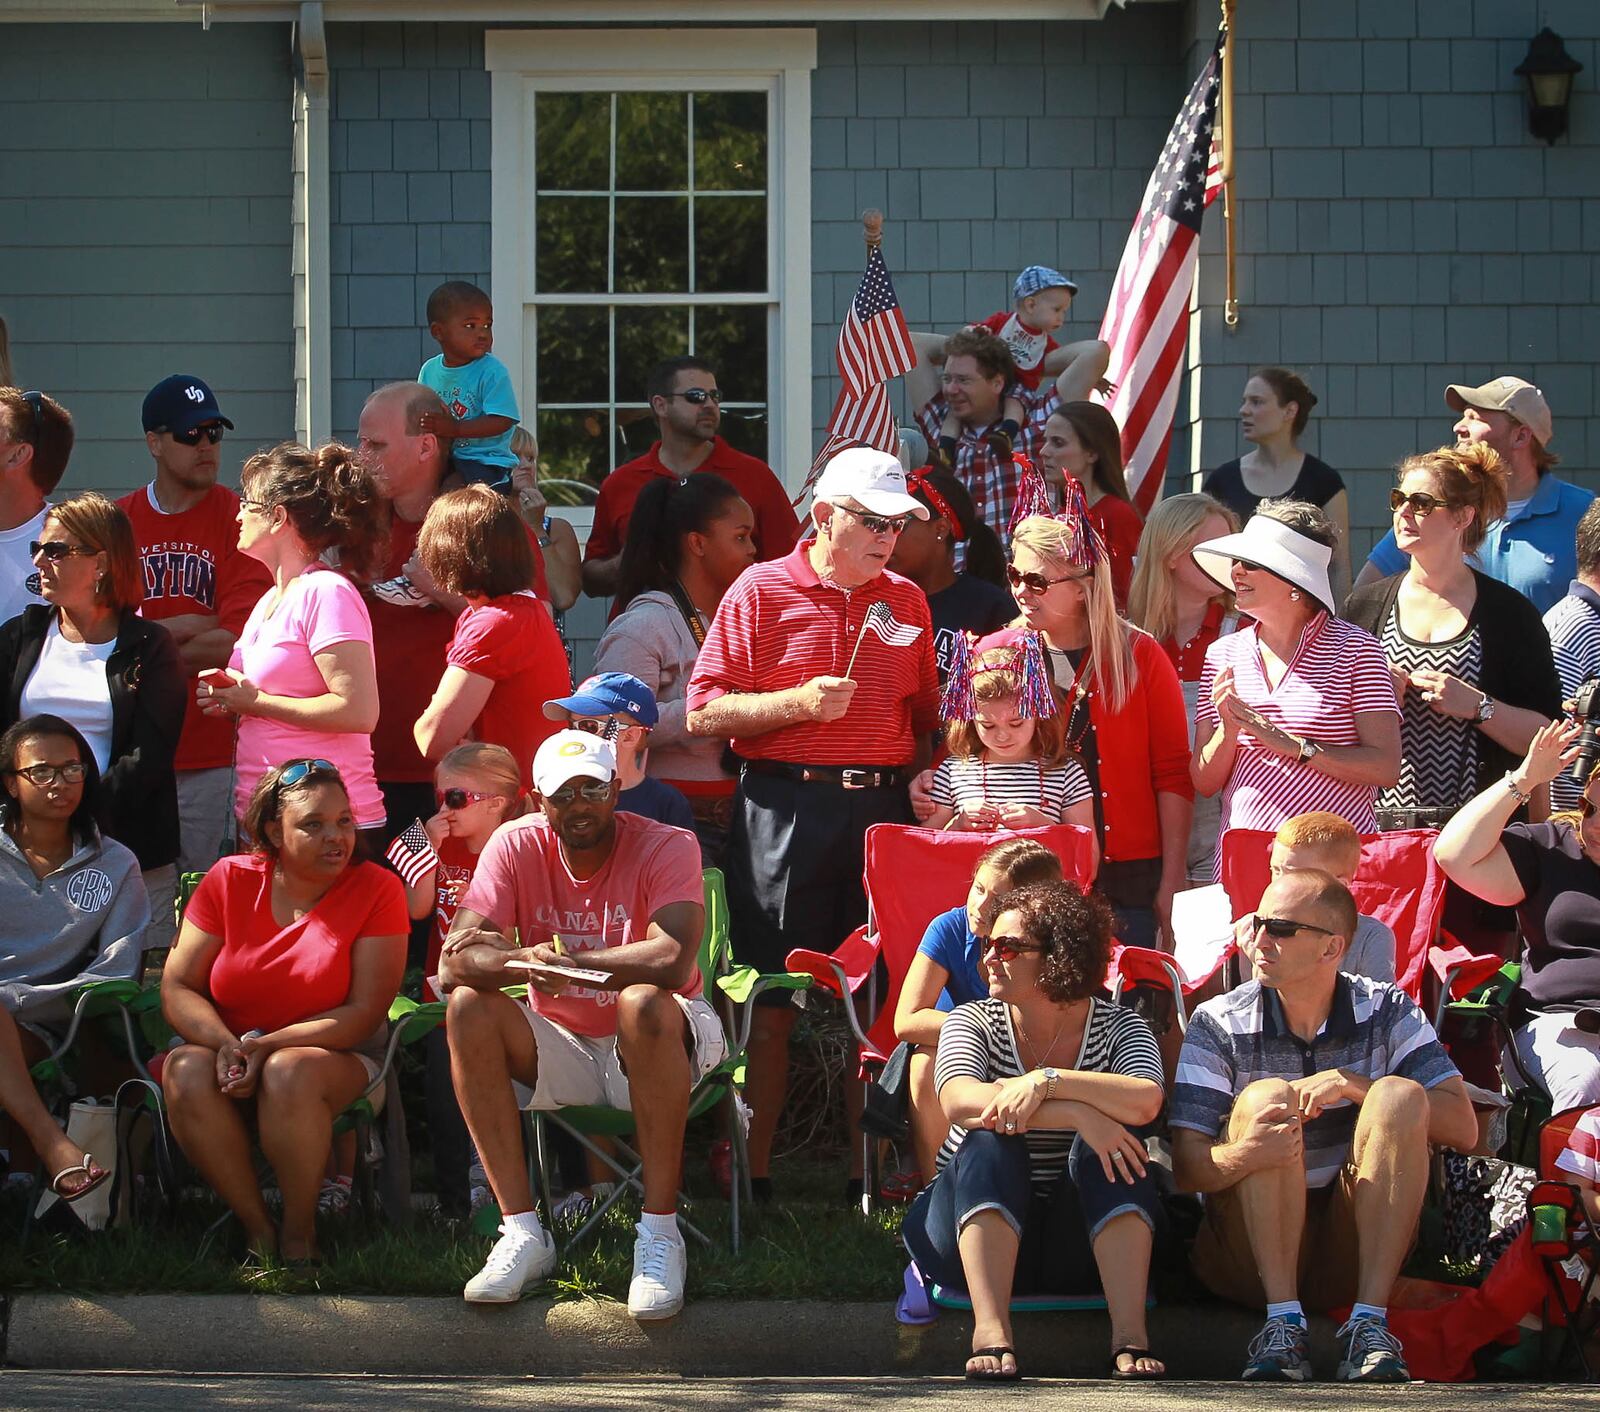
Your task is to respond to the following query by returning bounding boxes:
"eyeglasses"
[437,787,500,809]
[238,498,268,514]
[8,761,87,788]
[1006,564,1089,594]
[571,716,627,740]
[1250,914,1336,940]
[983,934,1047,962]
[30,540,97,562]
[21,390,43,446]
[159,424,225,447]
[277,758,340,791]
[848,509,912,536]
[543,779,613,807]
[663,388,723,405]
[1389,489,1458,518]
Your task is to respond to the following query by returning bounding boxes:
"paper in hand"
[502,959,612,986]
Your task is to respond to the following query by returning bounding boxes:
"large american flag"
[800,241,916,501]
[1097,27,1227,514]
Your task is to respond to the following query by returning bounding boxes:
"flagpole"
[862,207,884,250]
[1221,0,1239,328]
[843,615,871,681]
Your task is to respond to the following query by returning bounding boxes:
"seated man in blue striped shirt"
[1170,869,1477,1386]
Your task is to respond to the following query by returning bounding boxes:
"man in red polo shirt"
[120,374,272,928]
[581,356,799,600]
[686,447,939,1202]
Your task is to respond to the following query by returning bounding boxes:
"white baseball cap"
[812,447,929,519]
[532,729,617,796]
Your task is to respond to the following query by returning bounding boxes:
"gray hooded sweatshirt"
[0,824,149,1032]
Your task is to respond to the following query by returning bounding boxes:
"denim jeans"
[900,1126,1162,1296]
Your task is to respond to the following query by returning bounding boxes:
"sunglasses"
[848,508,911,536]
[1251,914,1336,940]
[543,779,613,807]
[664,388,722,405]
[1390,489,1458,518]
[8,760,87,788]
[983,934,1047,962]
[571,716,626,740]
[160,424,226,447]
[277,758,340,791]
[21,390,43,445]
[437,787,500,809]
[30,540,97,563]
[1006,564,1089,594]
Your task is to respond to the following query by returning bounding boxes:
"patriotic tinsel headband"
[1007,454,1106,571]
[939,630,1060,723]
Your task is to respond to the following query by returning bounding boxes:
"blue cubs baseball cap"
[141,374,234,435]
[542,672,660,728]
[1013,265,1078,301]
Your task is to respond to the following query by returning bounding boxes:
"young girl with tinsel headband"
[922,633,1096,851]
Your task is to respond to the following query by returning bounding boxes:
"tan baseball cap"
[1445,376,1553,446]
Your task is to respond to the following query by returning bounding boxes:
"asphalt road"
[4,1374,1600,1411]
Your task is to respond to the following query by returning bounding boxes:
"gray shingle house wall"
[0,22,295,495]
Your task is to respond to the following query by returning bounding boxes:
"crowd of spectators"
[5,277,1600,1384]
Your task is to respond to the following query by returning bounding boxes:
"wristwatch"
[1039,1066,1060,1100]
[1476,693,1497,724]
[1296,736,1321,764]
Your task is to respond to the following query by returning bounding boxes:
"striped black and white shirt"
[1544,583,1600,811]
[933,995,1164,1193]
[929,755,1092,822]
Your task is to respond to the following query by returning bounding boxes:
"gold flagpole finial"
[862,208,885,249]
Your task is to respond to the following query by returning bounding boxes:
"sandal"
[1111,1345,1166,1380]
[966,1346,1020,1381]
[48,1159,109,1205]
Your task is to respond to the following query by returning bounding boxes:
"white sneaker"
[627,1221,686,1321]
[463,1221,557,1303]
[370,575,430,608]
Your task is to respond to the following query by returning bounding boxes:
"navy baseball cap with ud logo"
[542,672,660,728]
[141,374,235,436]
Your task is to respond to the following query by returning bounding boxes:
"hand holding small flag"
[844,600,923,679]
[386,818,441,888]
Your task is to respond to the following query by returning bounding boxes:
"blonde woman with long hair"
[1128,495,1240,881]
[913,506,1192,945]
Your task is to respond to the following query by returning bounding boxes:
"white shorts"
[512,995,728,1112]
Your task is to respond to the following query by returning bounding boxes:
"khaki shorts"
[512,996,728,1112]
[1192,1160,1414,1311]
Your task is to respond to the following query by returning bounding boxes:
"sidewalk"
[3,1293,1324,1379]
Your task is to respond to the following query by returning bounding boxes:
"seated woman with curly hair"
[899,880,1167,1383]
[160,759,407,1266]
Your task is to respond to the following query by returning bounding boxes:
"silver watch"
[1296,736,1320,763]
[1476,693,1497,723]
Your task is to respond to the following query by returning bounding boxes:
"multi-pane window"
[532,90,771,500]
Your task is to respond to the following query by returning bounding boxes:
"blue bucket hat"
[1013,265,1078,302]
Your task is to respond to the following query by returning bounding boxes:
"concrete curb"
[2,1295,1342,1378]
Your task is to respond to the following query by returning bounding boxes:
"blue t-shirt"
[418,352,519,470]
[916,906,989,1010]
[1364,471,1595,614]
[618,776,694,832]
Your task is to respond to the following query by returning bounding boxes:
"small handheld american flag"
[385,818,440,888]
[845,601,922,678]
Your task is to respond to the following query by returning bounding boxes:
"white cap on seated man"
[439,728,724,1319]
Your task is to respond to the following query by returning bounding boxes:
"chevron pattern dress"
[1377,612,1483,816]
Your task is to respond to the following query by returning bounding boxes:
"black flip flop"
[966,1346,1021,1381]
[1111,1345,1167,1380]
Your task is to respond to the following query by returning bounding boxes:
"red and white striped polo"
[1195,611,1400,839]
[686,542,941,766]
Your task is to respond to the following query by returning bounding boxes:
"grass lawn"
[0,1153,909,1302]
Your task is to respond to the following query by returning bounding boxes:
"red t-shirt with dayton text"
[118,483,272,771]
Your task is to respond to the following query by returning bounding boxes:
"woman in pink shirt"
[198,443,387,843]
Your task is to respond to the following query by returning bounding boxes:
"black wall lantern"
[1515,27,1582,145]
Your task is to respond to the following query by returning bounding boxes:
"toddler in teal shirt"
[417,280,520,487]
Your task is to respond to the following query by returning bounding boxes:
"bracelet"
[1503,773,1531,805]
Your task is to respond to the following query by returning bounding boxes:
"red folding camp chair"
[784,822,1096,1210]
[1217,827,1502,1023]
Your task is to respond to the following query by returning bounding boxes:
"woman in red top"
[1036,402,1144,610]
[1128,495,1241,882]
[914,509,1192,947]
[413,486,571,792]
[161,759,408,1265]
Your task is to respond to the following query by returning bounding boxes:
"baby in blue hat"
[541,672,694,831]
[938,264,1082,464]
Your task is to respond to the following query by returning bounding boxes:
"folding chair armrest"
[785,925,881,1000]
[1108,945,1193,1032]
[718,966,814,1056]
[388,994,447,1046]
[1429,943,1509,1030]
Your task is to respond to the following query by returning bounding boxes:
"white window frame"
[486,29,816,525]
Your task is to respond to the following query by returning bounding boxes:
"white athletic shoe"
[627,1222,687,1321]
[463,1221,557,1303]
[370,575,431,608]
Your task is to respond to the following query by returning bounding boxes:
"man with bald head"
[1170,870,1476,1384]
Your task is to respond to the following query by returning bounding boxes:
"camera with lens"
[1569,677,1600,784]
